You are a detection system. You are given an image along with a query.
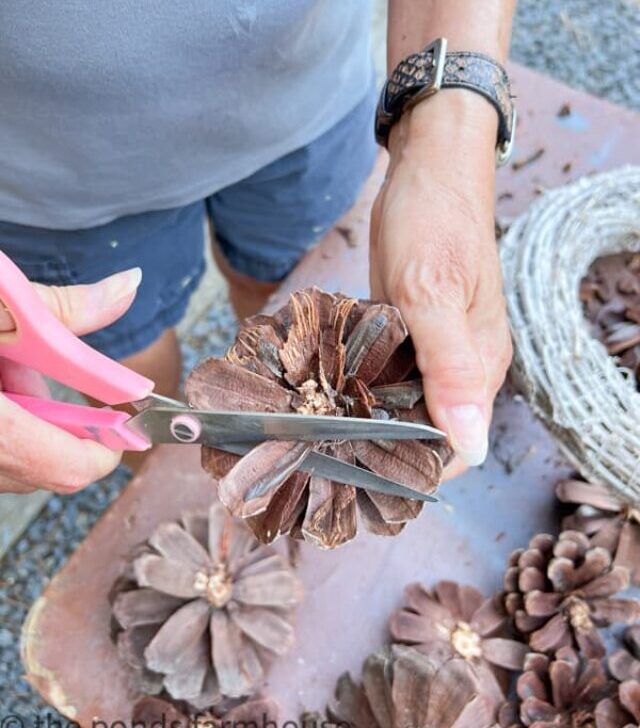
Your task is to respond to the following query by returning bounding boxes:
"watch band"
[375,38,516,166]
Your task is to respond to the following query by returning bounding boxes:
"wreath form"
[500,166,640,503]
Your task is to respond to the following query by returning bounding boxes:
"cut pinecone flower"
[389,580,527,710]
[185,288,453,549]
[556,477,640,585]
[499,647,617,727]
[112,503,303,709]
[504,531,640,658]
[319,646,495,728]
[132,695,279,728]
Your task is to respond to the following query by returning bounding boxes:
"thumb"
[405,305,489,467]
[33,267,142,336]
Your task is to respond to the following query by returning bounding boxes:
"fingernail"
[444,404,488,466]
[0,303,16,332]
[106,267,142,301]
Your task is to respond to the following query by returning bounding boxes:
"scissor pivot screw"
[169,414,202,443]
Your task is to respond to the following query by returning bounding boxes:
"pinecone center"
[566,597,593,633]
[295,379,333,416]
[193,565,233,608]
[450,621,483,660]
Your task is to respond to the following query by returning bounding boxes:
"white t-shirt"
[0,1,374,229]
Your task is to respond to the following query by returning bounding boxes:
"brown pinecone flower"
[504,531,639,658]
[112,503,303,709]
[511,648,614,727]
[132,695,279,727]
[185,288,452,549]
[556,478,640,586]
[322,647,494,728]
[389,580,527,709]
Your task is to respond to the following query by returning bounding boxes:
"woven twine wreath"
[500,166,640,503]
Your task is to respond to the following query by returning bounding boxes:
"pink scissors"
[0,251,444,500]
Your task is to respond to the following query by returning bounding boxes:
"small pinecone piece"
[511,648,614,727]
[504,531,639,658]
[389,580,527,710]
[132,695,279,727]
[185,287,453,550]
[556,478,640,586]
[322,646,494,728]
[112,503,303,709]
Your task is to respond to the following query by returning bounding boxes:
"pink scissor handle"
[0,251,153,404]
[5,393,151,451]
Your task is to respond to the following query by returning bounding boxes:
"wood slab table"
[22,63,640,723]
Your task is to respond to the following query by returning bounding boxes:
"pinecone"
[609,626,640,683]
[498,648,640,728]
[319,647,494,728]
[112,503,303,709]
[556,478,640,586]
[132,695,279,727]
[511,648,613,727]
[503,531,639,657]
[185,287,453,549]
[389,580,527,710]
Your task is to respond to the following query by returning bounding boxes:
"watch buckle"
[404,38,448,111]
[496,107,517,167]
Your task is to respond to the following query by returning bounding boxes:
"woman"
[0,0,514,494]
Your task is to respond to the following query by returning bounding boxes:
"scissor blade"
[130,407,445,444]
[218,442,438,503]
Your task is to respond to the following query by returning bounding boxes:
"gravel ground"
[511,0,639,110]
[1,0,638,720]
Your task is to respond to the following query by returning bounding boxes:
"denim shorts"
[0,89,377,360]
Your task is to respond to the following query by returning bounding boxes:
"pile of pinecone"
[115,285,640,728]
[121,476,640,727]
[305,476,640,728]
